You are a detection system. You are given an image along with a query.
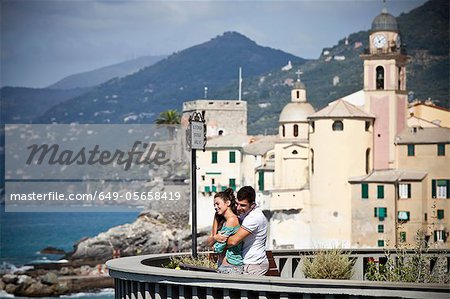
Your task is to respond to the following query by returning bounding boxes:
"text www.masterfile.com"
[9,191,181,201]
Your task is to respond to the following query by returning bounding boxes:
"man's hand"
[214,233,228,243]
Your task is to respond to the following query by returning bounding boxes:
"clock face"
[373,34,386,48]
[395,35,401,48]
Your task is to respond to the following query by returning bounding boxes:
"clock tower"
[361,6,408,170]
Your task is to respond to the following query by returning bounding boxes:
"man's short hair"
[237,186,256,204]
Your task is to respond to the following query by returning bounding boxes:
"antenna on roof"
[238,67,243,101]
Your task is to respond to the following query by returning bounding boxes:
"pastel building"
[184,7,450,249]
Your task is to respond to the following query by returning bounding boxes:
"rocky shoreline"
[0,205,210,297]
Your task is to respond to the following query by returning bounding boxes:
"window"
[296,90,300,99]
[376,66,384,90]
[311,121,315,133]
[365,148,371,174]
[201,175,205,181]
[212,151,218,163]
[311,149,314,174]
[229,151,236,163]
[374,207,387,220]
[377,185,384,199]
[293,124,299,137]
[407,144,415,156]
[398,211,410,221]
[229,178,236,191]
[205,186,211,193]
[434,230,446,242]
[399,183,411,199]
[424,213,427,221]
[282,125,285,137]
[211,178,215,184]
[218,130,224,136]
[437,144,445,156]
[365,121,371,132]
[258,171,264,191]
[377,240,385,247]
[212,185,217,192]
[362,184,369,199]
[437,209,444,220]
[378,224,384,233]
[433,179,449,199]
[400,232,406,243]
[332,120,344,131]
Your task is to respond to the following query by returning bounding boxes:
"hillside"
[36,32,306,124]
[0,87,91,124]
[48,55,166,89]
[214,0,449,135]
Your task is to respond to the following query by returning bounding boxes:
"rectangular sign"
[190,121,205,150]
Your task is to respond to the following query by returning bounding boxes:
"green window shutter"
[229,151,236,163]
[377,185,384,199]
[258,171,264,191]
[447,180,450,199]
[437,144,445,156]
[362,183,369,199]
[407,144,415,156]
[212,185,217,192]
[377,240,384,247]
[221,186,227,191]
[205,186,211,193]
[212,151,218,164]
[437,210,444,220]
[374,207,378,217]
[431,179,436,198]
[400,232,406,243]
[378,207,387,220]
[378,224,384,233]
[407,184,411,198]
[229,179,236,191]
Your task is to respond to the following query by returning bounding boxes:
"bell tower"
[361,5,408,170]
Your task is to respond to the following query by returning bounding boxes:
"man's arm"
[226,227,251,247]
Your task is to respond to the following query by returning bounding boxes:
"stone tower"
[361,7,408,170]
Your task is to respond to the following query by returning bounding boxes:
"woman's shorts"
[217,264,244,275]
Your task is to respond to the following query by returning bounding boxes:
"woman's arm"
[206,215,219,248]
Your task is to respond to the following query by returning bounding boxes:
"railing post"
[351,256,364,280]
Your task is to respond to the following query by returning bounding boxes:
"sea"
[0,204,139,299]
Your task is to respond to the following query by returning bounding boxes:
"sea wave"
[0,261,34,275]
[0,290,14,297]
[60,288,115,298]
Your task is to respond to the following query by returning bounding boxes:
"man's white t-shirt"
[241,205,268,265]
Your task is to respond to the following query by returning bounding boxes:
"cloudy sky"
[1,0,426,88]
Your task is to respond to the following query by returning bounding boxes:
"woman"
[208,188,243,274]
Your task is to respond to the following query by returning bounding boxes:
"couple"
[207,186,268,275]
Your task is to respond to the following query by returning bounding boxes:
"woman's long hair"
[214,188,237,232]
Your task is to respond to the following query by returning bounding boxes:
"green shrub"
[163,254,217,270]
[365,230,450,284]
[303,248,355,280]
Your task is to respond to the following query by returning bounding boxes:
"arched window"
[296,91,300,99]
[311,149,314,174]
[332,120,344,131]
[293,124,299,137]
[376,66,384,90]
[292,150,298,155]
[366,148,371,174]
[282,125,285,137]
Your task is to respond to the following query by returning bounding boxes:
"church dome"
[279,102,315,123]
[371,8,398,32]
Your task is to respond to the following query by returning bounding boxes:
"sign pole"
[191,148,198,258]
[187,112,206,259]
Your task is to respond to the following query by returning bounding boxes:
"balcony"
[106,249,449,299]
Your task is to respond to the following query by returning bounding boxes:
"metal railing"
[106,249,450,299]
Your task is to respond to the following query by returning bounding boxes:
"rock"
[17,275,33,287]
[60,266,75,275]
[41,272,59,285]
[40,246,66,255]
[55,281,70,294]
[0,279,5,290]
[5,283,18,294]
[2,273,17,284]
[22,281,55,297]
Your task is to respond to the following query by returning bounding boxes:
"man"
[215,186,269,275]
